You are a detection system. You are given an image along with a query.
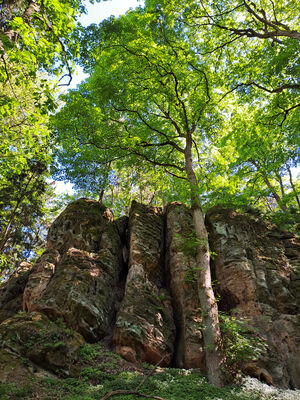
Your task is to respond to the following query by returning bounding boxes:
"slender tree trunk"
[0,172,35,252]
[286,165,300,209]
[184,137,224,387]
[277,174,285,197]
[98,162,111,202]
[264,175,287,212]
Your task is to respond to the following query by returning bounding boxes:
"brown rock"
[23,249,59,313]
[206,207,300,388]
[165,202,205,371]
[114,264,175,366]
[0,349,34,384]
[47,198,114,253]
[0,312,84,375]
[114,202,175,366]
[128,201,164,285]
[0,262,31,323]
[30,248,117,341]
[23,199,123,342]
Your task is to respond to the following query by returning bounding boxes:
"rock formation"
[206,207,300,389]
[0,199,299,388]
[113,202,175,366]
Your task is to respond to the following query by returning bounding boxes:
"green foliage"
[0,382,33,399]
[219,312,267,376]
[24,366,275,399]
[79,343,104,362]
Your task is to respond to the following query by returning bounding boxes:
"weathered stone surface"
[23,249,59,313]
[47,198,114,253]
[29,248,117,341]
[165,203,205,371]
[128,201,164,285]
[0,349,34,384]
[0,199,298,388]
[206,207,300,388]
[23,199,123,342]
[0,262,31,323]
[114,202,175,366]
[0,312,84,376]
[114,264,175,366]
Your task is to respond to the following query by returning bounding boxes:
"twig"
[100,390,166,400]
[100,356,168,400]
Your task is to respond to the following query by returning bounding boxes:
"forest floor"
[0,343,299,400]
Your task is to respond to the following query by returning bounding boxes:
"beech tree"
[145,0,299,216]
[53,8,229,385]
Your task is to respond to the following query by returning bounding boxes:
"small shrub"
[219,311,267,377]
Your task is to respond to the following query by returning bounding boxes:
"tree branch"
[100,357,168,400]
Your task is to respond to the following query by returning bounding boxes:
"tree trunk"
[184,137,224,387]
[0,172,35,252]
[264,175,287,212]
[286,165,300,209]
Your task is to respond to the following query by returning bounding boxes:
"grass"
[0,342,298,400]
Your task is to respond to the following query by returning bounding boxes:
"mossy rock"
[0,312,84,375]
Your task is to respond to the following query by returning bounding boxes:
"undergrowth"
[0,342,297,400]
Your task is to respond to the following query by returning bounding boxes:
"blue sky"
[80,0,144,26]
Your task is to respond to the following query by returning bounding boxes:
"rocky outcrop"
[0,312,83,379]
[206,207,300,388]
[165,203,205,370]
[0,199,299,389]
[23,199,124,342]
[114,202,175,366]
[0,262,31,323]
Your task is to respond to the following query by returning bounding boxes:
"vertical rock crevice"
[164,202,205,371]
[113,201,175,366]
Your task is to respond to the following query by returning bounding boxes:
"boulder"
[0,349,34,384]
[0,312,84,376]
[47,198,114,253]
[23,249,59,313]
[114,264,175,366]
[206,207,300,388]
[26,248,117,341]
[165,203,205,370]
[128,201,164,285]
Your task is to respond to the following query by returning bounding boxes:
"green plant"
[79,343,103,362]
[0,383,33,399]
[219,311,267,376]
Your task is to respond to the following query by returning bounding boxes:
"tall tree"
[0,0,97,273]
[54,8,227,385]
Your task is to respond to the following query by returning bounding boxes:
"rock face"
[165,203,205,370]
[113,202,175,366]
[0,199,299,388]
[23,199,124,342]
[206,207,300,389]
[0,312,84,376]
[0,262,31,323]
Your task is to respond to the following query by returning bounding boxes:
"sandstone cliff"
[0,199,299,389]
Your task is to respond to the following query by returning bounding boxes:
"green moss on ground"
[0,342,297,400]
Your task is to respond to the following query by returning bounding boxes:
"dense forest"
[0,0,299,395]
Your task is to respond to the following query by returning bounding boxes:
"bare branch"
[100,357,168,400]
